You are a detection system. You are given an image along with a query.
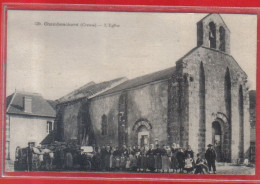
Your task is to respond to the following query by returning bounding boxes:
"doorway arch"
[212,121,223,162]
[211,112,231,162]
[132,119,152,147]
[137,125,150,147]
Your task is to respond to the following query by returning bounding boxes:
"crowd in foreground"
[16,142,217,174]
[88,143,216,174]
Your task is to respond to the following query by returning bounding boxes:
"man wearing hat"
[26,142,34,171]
[205,144,217,174]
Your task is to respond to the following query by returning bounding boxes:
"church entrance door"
[138,130,149,148]
[133,119,152,148]
[212,121,223,162]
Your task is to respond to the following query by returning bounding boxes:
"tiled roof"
[97,66,176,97]
[6,93,14,108]
[57,77,127,104]
[47,100,58,110]
[6,91,56,118]
[41,131,55,145]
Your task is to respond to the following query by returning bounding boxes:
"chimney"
[23,96,32,113]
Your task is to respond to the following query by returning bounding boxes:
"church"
[54,14,250,163]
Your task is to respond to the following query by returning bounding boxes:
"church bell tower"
[197,14,230,54]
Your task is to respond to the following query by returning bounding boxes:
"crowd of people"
[90,143,217,174]
[17,142,217,174]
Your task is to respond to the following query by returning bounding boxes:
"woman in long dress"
[154,144,162,172]
[110,147,116,171]
[140,147,147,172]
[171,146,179,173]
[104,145,111,171]
[129,153,138,171]
[146,144,155,172]
[176,148,185,173]
[161,145,171,173]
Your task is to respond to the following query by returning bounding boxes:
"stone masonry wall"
[180,46,250,162]
[127,81,168,146]
[197,14,231,54]
[89,80,169,147]
[89,94,120,147]
[62,101,82,142]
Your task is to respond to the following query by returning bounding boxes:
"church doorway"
[212,121,223,162]
[132,119,152,148]
[137,126,149,147]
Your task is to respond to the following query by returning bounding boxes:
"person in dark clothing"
[184,145,194,159]
[100,146,106,170]
[139,146,147,172]
[26,142,34,171]
[176,148,185,173]
[120,144,129,157]
[205,144,217,174]
[146,144,155,172]
[54,147,63,170]
[104,145,111,171]
[194,153,209,174]
[92,147,102,171]
[131,146,137,155]
[154,144,162,172]
[113,147,121,170]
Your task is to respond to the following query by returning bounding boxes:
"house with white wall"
[6,91,56,161]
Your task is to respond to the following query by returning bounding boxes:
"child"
[194,153,209,174]
[183,153,194,173]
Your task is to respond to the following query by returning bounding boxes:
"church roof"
[6,91,56,118]
[57,77,127,104]
[95,66,176,97]
[93,45,247,98]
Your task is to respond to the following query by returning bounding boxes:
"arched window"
[198,62,206,154]
[224,68,231,120]
[209,22,216,49]
[224,67,232,162]
[219,26,226,52]
[101,114,108,135]
[239,85,244,159]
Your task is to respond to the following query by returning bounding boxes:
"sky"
[6,11,257,100]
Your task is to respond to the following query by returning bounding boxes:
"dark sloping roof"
[96,45,247,97]
[47,100,59,110]
[6,93,14,108]
[6,91,56,118]
[41,131,55,145]
[57,77,127,104]
[97,66,176,97]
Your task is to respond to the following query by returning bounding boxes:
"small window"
[23,96,32,113]
[209,22,216,49]
[46,121,53,134]
[101,115,108,135]
[219,26,226,52]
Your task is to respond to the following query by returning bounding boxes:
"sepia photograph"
[4,10,257,175]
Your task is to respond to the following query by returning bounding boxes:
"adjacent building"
[55,14,251,163]
[6,91,56,161]
[249,90,256,162]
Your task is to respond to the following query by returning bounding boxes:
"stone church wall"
[89,94,120,147]
[180,47,250,162]
[126,81,168,146]
[62,101,82,142]
[89,80,169,147]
